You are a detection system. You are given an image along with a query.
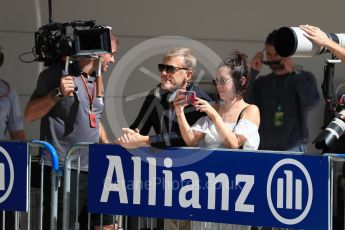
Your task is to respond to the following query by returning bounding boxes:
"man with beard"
[245,29,320,152]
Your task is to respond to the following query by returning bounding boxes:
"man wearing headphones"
[116,47,213,230]
[116,47,213,149]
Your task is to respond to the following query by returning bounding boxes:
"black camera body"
[314,96,345,152]
[34,20,112,66]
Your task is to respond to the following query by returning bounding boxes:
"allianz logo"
[0,146,14,204]
[267,158,313,225]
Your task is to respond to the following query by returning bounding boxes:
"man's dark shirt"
[130,83,213,148]
[245,69,320,151]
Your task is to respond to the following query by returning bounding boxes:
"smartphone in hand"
[178,91,196,105]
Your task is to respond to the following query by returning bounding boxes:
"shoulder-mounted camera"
[34,20,112,66]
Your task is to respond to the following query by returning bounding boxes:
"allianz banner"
[88,144,330,229]
[0,142,28,211]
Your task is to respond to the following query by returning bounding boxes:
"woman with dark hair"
[174,50,260,150]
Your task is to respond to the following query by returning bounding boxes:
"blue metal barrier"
[31,140,59,172]
[58,143,345,229]
[29,140,59,230]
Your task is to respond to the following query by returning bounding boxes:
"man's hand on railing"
[115,128,150,149]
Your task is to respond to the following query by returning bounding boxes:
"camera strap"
[80,74,97,128]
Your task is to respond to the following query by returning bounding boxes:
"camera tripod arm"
[64,56,70,75]
[62,56,75,97]
[96,56,103,98]
[322,57,342,126]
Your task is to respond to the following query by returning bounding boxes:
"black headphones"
[0,46,4,67]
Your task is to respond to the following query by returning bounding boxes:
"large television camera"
[34,20,112,66]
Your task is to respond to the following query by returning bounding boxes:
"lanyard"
[80,74,96,112]
[80,74,97,128]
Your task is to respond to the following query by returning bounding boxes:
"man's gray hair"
[163,47,197,73]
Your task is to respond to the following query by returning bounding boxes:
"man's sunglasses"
[158,64,189,74]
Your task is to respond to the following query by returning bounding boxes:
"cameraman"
[300,24,345,63]
[25,33,118,230]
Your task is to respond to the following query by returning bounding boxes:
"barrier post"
[62,142,90,230]
[117,215,124,230]
[325,153,345,230]
[30,140,59,230]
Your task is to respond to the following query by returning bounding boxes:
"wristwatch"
[54,87,63,98]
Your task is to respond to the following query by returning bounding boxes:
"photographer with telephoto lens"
[245,29,320,153]
[296,24,345,152]
[274,25,345,152]
[299,25,345,229]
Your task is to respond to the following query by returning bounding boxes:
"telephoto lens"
[314,110,345,151]
[274,27,345,57]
